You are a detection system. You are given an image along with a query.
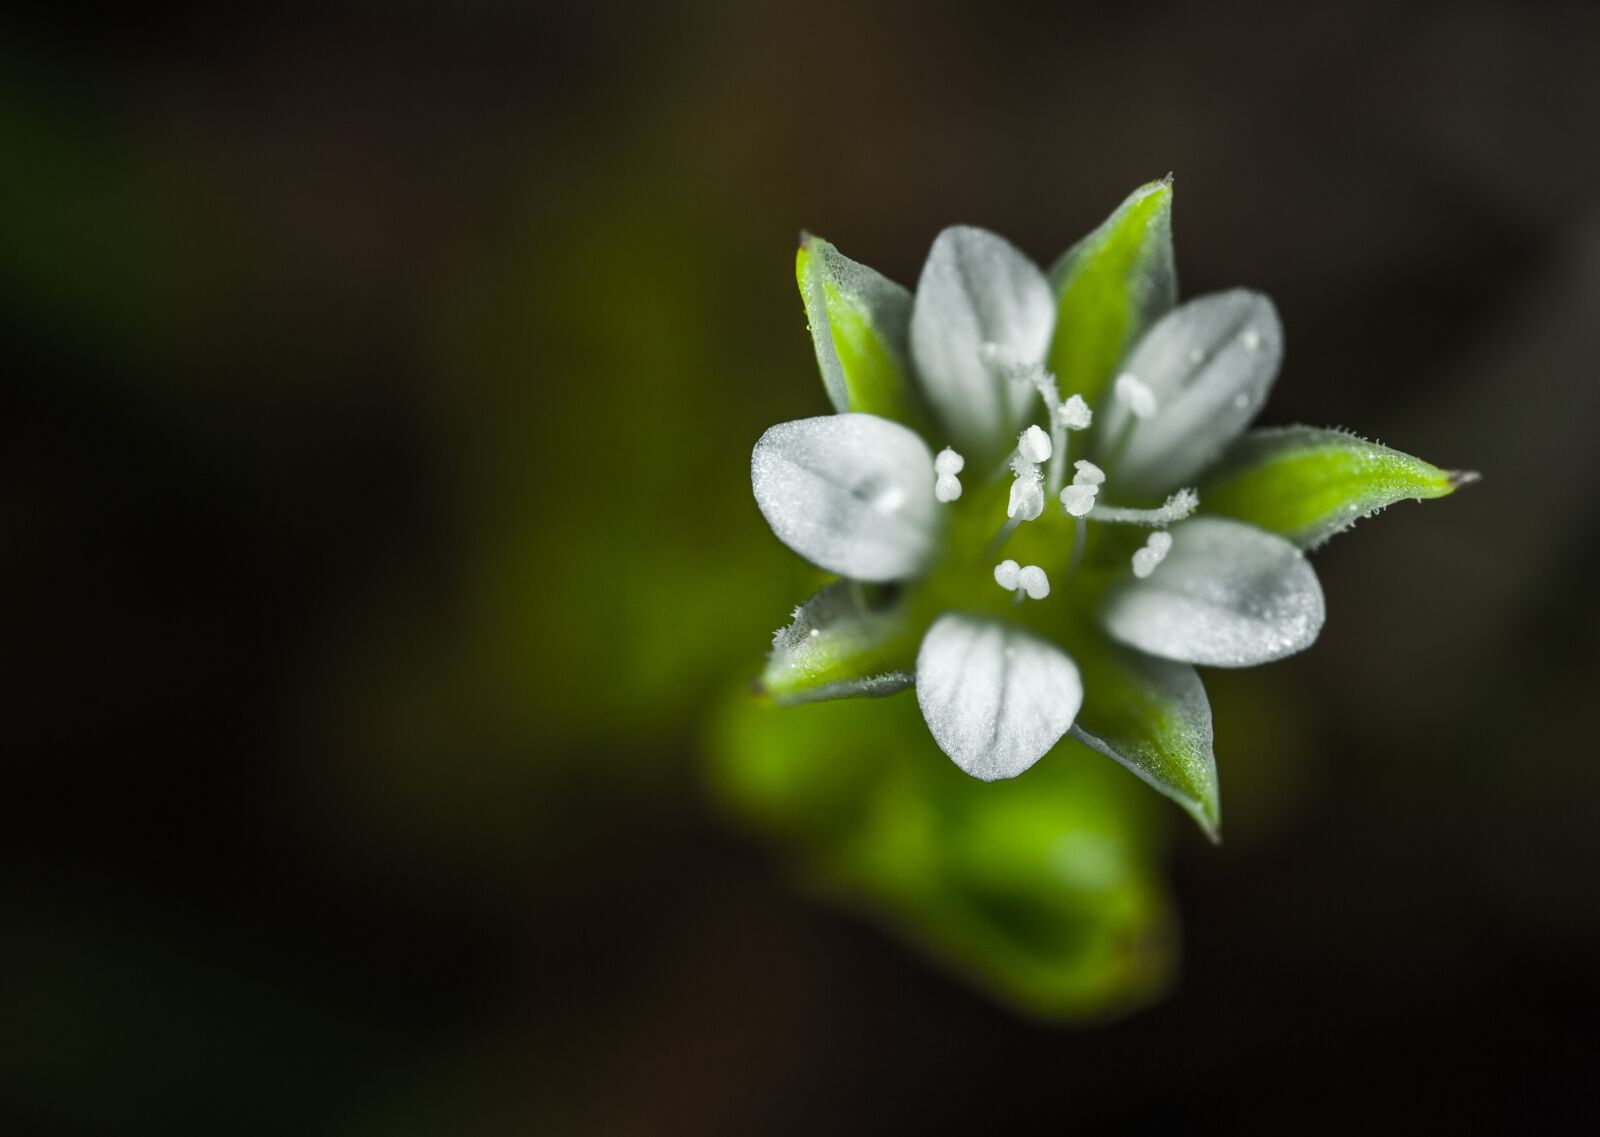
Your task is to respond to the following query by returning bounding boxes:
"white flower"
[761,186,1470,836]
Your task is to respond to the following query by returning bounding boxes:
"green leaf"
[796,234,920,423]
[704,688,1176,1019]
[760,583,921,705]
[1201,426,1471,549]
[1046,178,1177,411]
[1071,643,1220,841]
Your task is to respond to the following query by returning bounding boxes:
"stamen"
[1131,530,1173,578]
[1114,372,1158,419]
[1017,425,1052,465]
[934,446,965,503]
[1091,488,1199,527]
[995,559,1050,602]
[1059,457,1104,517]
[1017,565,1050,600]
[1060,483,1098,517]
[1059,394,1093,431]
[1007,365,1069,496]
[1007,460,1044,521]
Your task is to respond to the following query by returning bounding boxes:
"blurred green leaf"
[761,583,920,704]
[1202,426,1467,549]
[706,688,1175,1020]
[1071,643,1220,841]
[796,234,921,424]
[1046,178,1177,411]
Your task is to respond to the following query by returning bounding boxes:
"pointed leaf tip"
[1046,181,1178,412]
[762,582,920,705]
[796,236,920,422]
[1068,645,1220,840]
[1203,426,1465,548]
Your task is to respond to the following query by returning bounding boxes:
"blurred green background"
[6,1,1599,1132]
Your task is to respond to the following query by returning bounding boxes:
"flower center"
[928,362,1202,604]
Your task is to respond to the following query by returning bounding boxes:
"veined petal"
[1047,178,1177,412]
[1099,517,1324,667]
[910,227,1054,458]
[761,583,919,705]
[1202,426,1468,549]
[916,613,1083,782]
[796,234,920,423]
[1070,645,1219,840]
[751,414,941,582]
[1101,290,1282,495]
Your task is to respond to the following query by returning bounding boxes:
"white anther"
[1059,394,1093,431]
[1072,459,1105,486]
[933,447,965,502]
[993,559,1021,590]
[1131,530,1174,578]
[1115,372,1158,419]
[1241,327,1261,351]
[1007,464,1044,521]
[1017,565,1050,600]
[1162,488,1199,522]
[1017,424,1053,464]
[1060,483,1098,517]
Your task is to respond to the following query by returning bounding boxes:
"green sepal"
[1071,640,1220,841]
[1046,178,1177,411]
[1201,426,1471,549]
[759,583,921,705]
[796,234,921,424]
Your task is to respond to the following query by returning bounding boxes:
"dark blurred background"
[6,1,1599,1132]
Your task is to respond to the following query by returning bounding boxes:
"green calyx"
[1047,177,1177,413]
[1202,426,1471,549]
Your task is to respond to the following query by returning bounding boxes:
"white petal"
[910,227,1055,456]
[1099,517,1324,667]
[751,414,941,582]
[915,613,1083,781]
[1101,290,1283,494]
